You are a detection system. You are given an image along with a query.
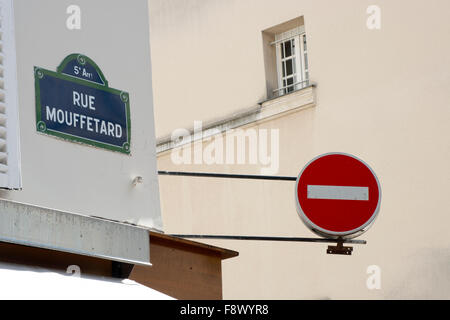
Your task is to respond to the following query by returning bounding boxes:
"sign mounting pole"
[159,152,382,256]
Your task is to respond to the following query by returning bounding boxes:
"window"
[0,0,22,189]
[273,26,309,97]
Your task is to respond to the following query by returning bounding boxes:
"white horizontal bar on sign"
[307,185,369,201]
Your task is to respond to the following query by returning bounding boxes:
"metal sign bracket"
[326,240,354,255]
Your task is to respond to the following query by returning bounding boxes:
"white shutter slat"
[0,0,22,189]
[0,3,6,181]
[0,173,7,186]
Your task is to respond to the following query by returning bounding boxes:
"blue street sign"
[35,54,131,154]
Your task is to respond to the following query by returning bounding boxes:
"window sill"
[258,84,316,120]
[156,84,316,154]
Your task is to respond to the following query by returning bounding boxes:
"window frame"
[273,26,309,97]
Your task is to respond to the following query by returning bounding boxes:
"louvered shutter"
[0,0,21,189]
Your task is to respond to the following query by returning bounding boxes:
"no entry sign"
[295,153,381,238]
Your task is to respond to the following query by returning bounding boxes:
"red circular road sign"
[295,153,381,238]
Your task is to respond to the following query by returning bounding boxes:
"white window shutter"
[0,0,21,189]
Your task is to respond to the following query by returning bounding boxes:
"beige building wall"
[149,0,450,299]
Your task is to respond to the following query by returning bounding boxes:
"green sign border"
[34,54,131,155]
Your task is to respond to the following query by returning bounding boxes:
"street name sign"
[295,153,381,238]
[35,54,131,154]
